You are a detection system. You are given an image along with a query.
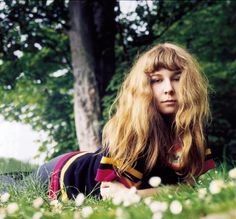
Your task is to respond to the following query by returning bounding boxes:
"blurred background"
[0,0,235,168]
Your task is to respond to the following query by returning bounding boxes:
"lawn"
[0,159,236,219]
[0,158,38,175]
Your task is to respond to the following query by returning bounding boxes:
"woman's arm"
[100,181,179,199]
[136,188,159,197]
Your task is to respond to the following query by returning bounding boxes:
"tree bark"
[92,0,116,99]
[68,0,115,151]
[68,0,101,151]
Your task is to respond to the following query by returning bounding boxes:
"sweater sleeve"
[201,147,216,175]
[201,130,216,174]
[95,152,143,188]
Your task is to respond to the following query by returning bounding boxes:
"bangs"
[144,46,186,74]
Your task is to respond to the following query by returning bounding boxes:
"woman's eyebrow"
[150,73,162,77]
[173,72,181,76]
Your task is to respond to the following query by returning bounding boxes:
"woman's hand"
[100,181,129,200]
[100,182,180,199]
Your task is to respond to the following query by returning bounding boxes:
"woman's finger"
[100,187,111,200]
[100,181,111,188]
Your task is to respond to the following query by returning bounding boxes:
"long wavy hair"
[102,43,210,182]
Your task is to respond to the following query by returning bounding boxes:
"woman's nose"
[163,80,174,94]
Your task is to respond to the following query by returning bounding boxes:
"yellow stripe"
[100,157,115,165]
[205,148,211,156]
[60,152,88,202]
[100,157,143,179]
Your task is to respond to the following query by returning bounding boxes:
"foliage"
[103,0,236,163]
[102,0,210,125]
[0,0,77,159]
[0,0,235,163]
[153,0,236,163]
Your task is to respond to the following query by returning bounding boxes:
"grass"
[0,159,236,219]
[0,158,38,174]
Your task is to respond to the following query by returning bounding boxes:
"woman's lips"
[161,100,177,103]
[161,100,177,106]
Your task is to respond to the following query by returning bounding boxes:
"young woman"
[97,42,215,199]
[0,43,215,201]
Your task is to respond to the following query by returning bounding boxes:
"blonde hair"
[102,42,210,182]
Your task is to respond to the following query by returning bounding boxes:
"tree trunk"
[68,0,101,152]
[92,0,116,99]
[68,0,115,151]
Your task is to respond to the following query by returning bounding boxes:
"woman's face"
[150,68,181,115]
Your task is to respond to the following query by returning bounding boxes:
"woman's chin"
[159,108,177,115]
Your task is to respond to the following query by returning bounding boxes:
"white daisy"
[32,197,44,208]
[81,206,93,218]
[209,179,225,194]
[169,200,182,215]
[149,177,162,187]
[0,193,10,203]
[6,202,19,215]
[75,193,85,207]
[229,168,236,179]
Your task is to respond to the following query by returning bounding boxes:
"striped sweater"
[49,146,215,201]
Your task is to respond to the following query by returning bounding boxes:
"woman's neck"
[162,114,175,126]
[161,113,177,145]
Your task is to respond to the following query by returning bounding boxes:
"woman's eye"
[151,79,162,83]
[173,77,180,81]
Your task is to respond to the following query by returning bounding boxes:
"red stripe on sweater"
[202,159,216,174]
[49,152,79,200]
[95,169,117,182]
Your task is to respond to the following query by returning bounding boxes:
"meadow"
[0,159,236,219]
